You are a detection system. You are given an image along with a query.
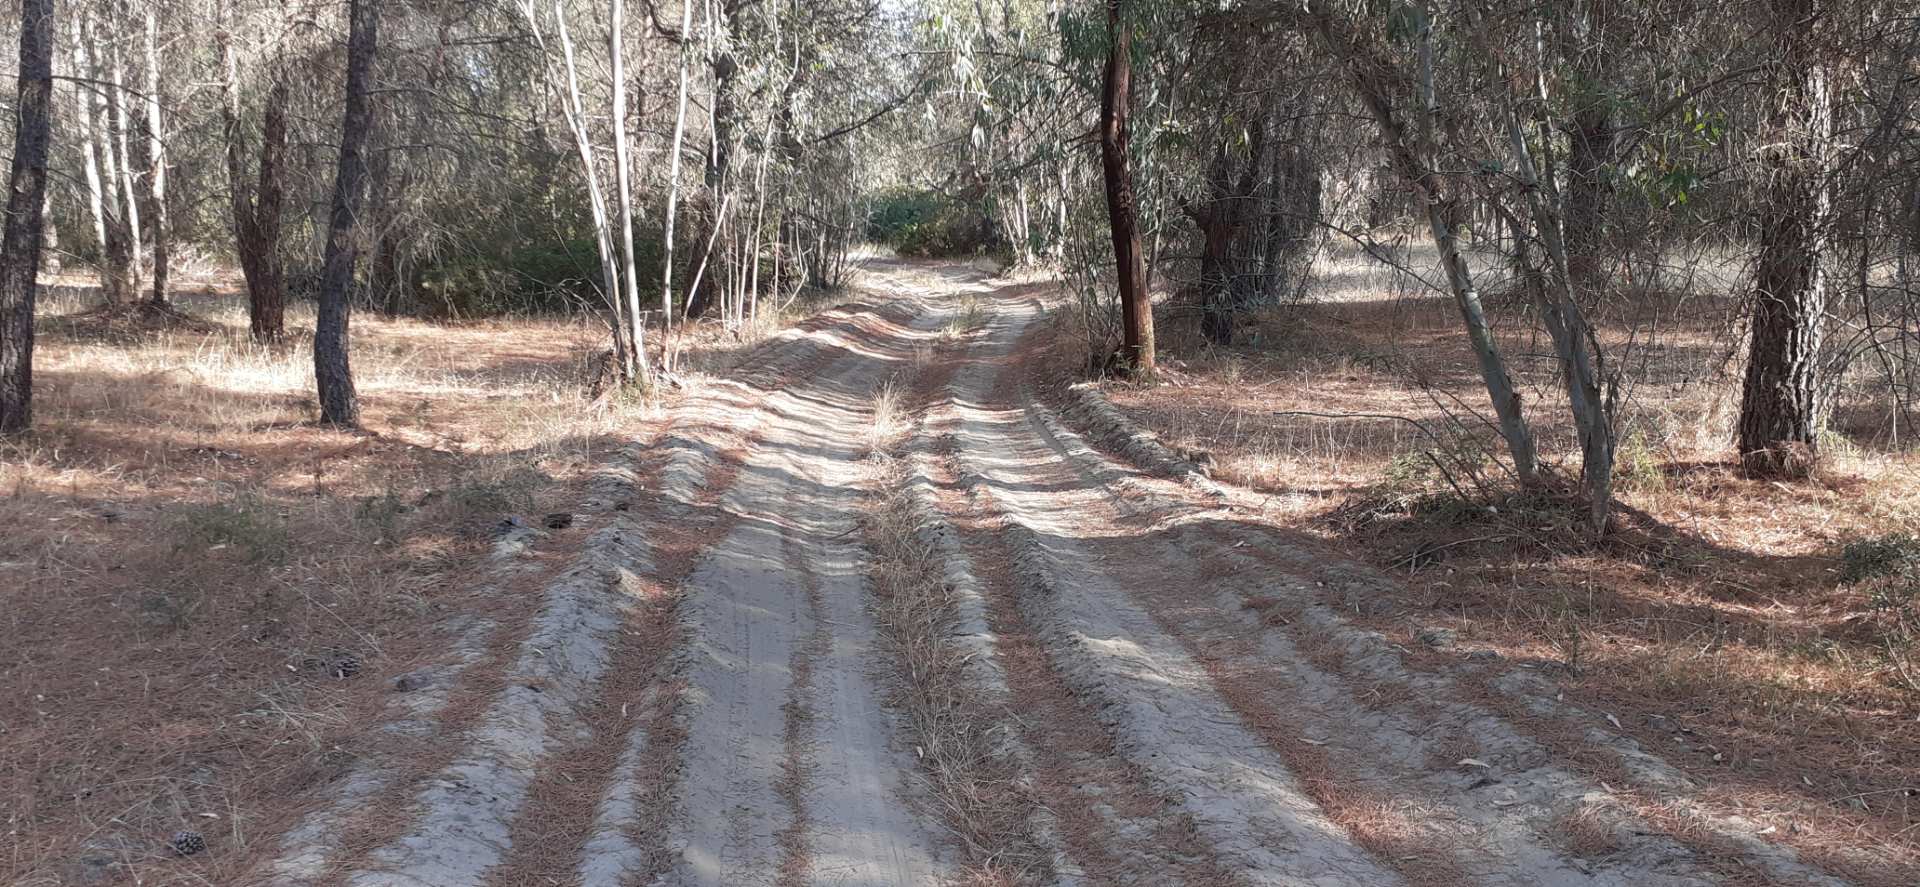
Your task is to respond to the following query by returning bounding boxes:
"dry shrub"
[867,377,906,454]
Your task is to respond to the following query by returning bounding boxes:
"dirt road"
[249,261,1863,886]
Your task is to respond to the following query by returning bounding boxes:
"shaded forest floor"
[1055,246,1920,874]
[0,272,831,885]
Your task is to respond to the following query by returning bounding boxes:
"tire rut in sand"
[482,431,759,887]
[265,449,651,887]
[1033,333,1863,885]
[773,526,830,887]
[256,300,871,887]
[656,297,953,886]
[931,447,1244,886]
[1017,399,1728,887]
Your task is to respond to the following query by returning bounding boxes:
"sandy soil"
[228,259,1891,886]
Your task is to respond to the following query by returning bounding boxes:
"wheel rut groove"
[249,261,1869,887]
[656,287,954,885]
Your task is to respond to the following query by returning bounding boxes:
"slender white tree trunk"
[71,23,107,266]
[660,0,697,330]
[609,0,646,378]
[107,23,143,276]
[143,9,169,305]
[539,0,638,379]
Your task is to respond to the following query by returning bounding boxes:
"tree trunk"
[103,19,142,295]
[1100,0,1154,375]
[609,0,646,376]
[1303,0,1540,483]
[684,40,739,322]
[141,8,168,306]
[40,191,58,276]
[1499,91,1617,533]
[660,0,697,330]
[223,32,288,344]
[314,0,379,427]
[1559,2,1617,293]
[543,0,638,380]
[77,18,135,304]
[0,0,54,435]
[1193,150,1244,347]
[1738,0,1832,478]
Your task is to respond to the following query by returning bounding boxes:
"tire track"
[774,526,829,887]
[256,298,874,887]
[655,288,954,885]
[1032,324,1862,885]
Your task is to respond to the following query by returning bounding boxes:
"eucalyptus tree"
[1098,0,1153,374]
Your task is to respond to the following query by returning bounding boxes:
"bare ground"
[9,259,1904,885]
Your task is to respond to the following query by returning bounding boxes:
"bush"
[866,187,1001,258]
[1613,428,1666,492]
[1839,533,1920,585]
[1837,534,1920,689]
[417,236,664,317]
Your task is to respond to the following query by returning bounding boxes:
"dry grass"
[862,455,1052,886]
[1056,243,1920,876]
[0,272,756,886]
[865,377,907,454]
[1550,801,1628,859]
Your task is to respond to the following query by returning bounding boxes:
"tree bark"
[540,0,639,380]
[0,0,55,435]
[609,0,646,376]
[78,17,136,304]
[314,0,379,427]
[223,32,288,344]
[1738,0,1832,478]
[1100,0,1154,375]
[1499,90,1617,533]
[1193,150,1244,346]
[660,0,697,330]
[107,17,141,285]
[683,42,739,322]
[1559,0,1618,294]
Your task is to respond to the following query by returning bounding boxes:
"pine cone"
[168,831,206,856]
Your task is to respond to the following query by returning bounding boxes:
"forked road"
[255,260,1869,886]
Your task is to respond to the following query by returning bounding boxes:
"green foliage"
[866,187,1002,258]
[172,493,291,564]
[416,236,664,317]
[1627,105,1729,209]
[1839,533,1920,585]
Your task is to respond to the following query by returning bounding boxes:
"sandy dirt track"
[248,260,1864,886]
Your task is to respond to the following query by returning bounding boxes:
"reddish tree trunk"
[1100,0,1154,375]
